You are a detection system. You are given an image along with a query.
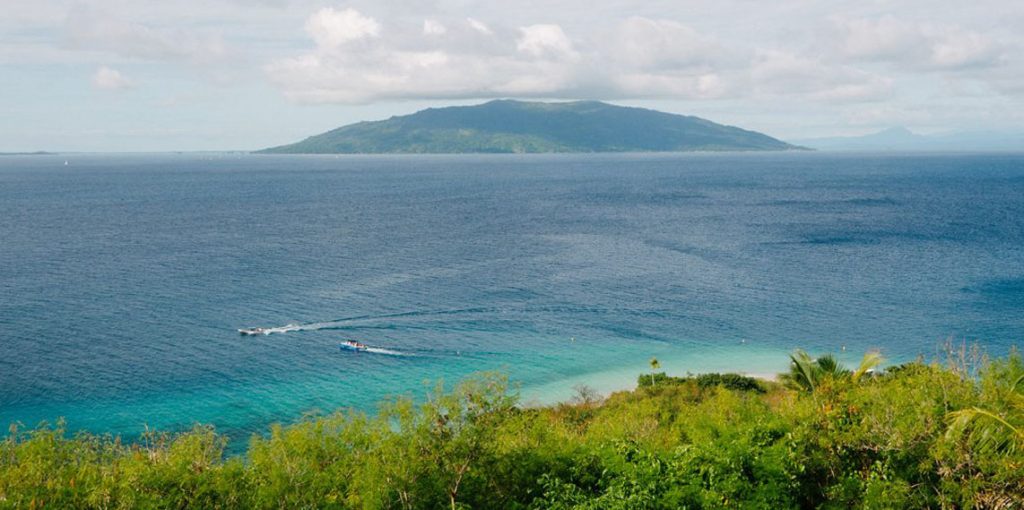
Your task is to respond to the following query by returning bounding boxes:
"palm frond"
[851,351,884,382]
[815,354,850,378]
[946,407,1024,456]
[1011,372,1024,393]
[786,350,819,392]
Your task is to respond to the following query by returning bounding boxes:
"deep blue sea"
[1,152,1022,446]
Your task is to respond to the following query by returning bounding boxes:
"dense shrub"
[693,373,766,393]
[636,372,764,393]
[2,352,1023,509]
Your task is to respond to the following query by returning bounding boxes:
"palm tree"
[943,363,1024,507]
[781,350,823,392]
[781,349,882,392]
[946,371,1024,456]
[649,357,661,386]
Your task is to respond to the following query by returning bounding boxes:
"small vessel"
[239,327,268,336]
[340,340,369,352]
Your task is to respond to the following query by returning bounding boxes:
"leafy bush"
[636,372,765,393]
[693,373,765,393]
[2,353,1023,509]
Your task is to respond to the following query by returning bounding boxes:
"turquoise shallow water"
[1,152,1022,445]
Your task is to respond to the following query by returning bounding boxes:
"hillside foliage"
[2,350,1022,509]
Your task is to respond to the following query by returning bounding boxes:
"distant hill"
[258,100,803,154]
[795,127,1024,152]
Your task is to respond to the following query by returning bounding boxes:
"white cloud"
[91,66,132,90]
[751,50,892,102]
[516,25,578,60]
[466,18,493,35]
[929,31,1000,68]
[7,0,1023,147]
[602,17,740,99]
[305,7,380,49]
[267,14,742,103]
[63,5,228,64]
[610,17,732,72]
[612,72,728,99]
[836,15,1004,70]
[423,19,446,36]
[266,11,908,105]
[839,15,926,61]
[267,14,588,103]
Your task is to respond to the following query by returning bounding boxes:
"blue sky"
[2,0,1022,151]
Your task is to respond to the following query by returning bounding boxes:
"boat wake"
[243,307,500,336]
[363,347,408,356]
[263,324,303,335]
[239,323,304,335]
[340,340,412,356]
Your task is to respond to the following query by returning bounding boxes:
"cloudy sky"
[2,0,1022,151]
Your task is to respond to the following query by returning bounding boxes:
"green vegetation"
[257,100,803,154]
[779,350,883,393]
[2,349,1023,509]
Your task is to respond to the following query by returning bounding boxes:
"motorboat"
[239,327,268,336]
[340,340,369,352]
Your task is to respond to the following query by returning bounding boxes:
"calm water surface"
[1,152,1022,443]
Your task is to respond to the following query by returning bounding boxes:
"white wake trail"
[363,347,408,356]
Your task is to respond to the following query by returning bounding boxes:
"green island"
[257,100,804,154]
[2,348,1022,509]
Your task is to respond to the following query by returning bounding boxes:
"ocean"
[1,152,1022,445]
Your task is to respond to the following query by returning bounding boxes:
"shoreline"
[519,345,790,407]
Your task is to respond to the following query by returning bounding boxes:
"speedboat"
[340,340,369,352]
[239,327,268,336]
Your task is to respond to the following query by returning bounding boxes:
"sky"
[2,0,1022,152]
